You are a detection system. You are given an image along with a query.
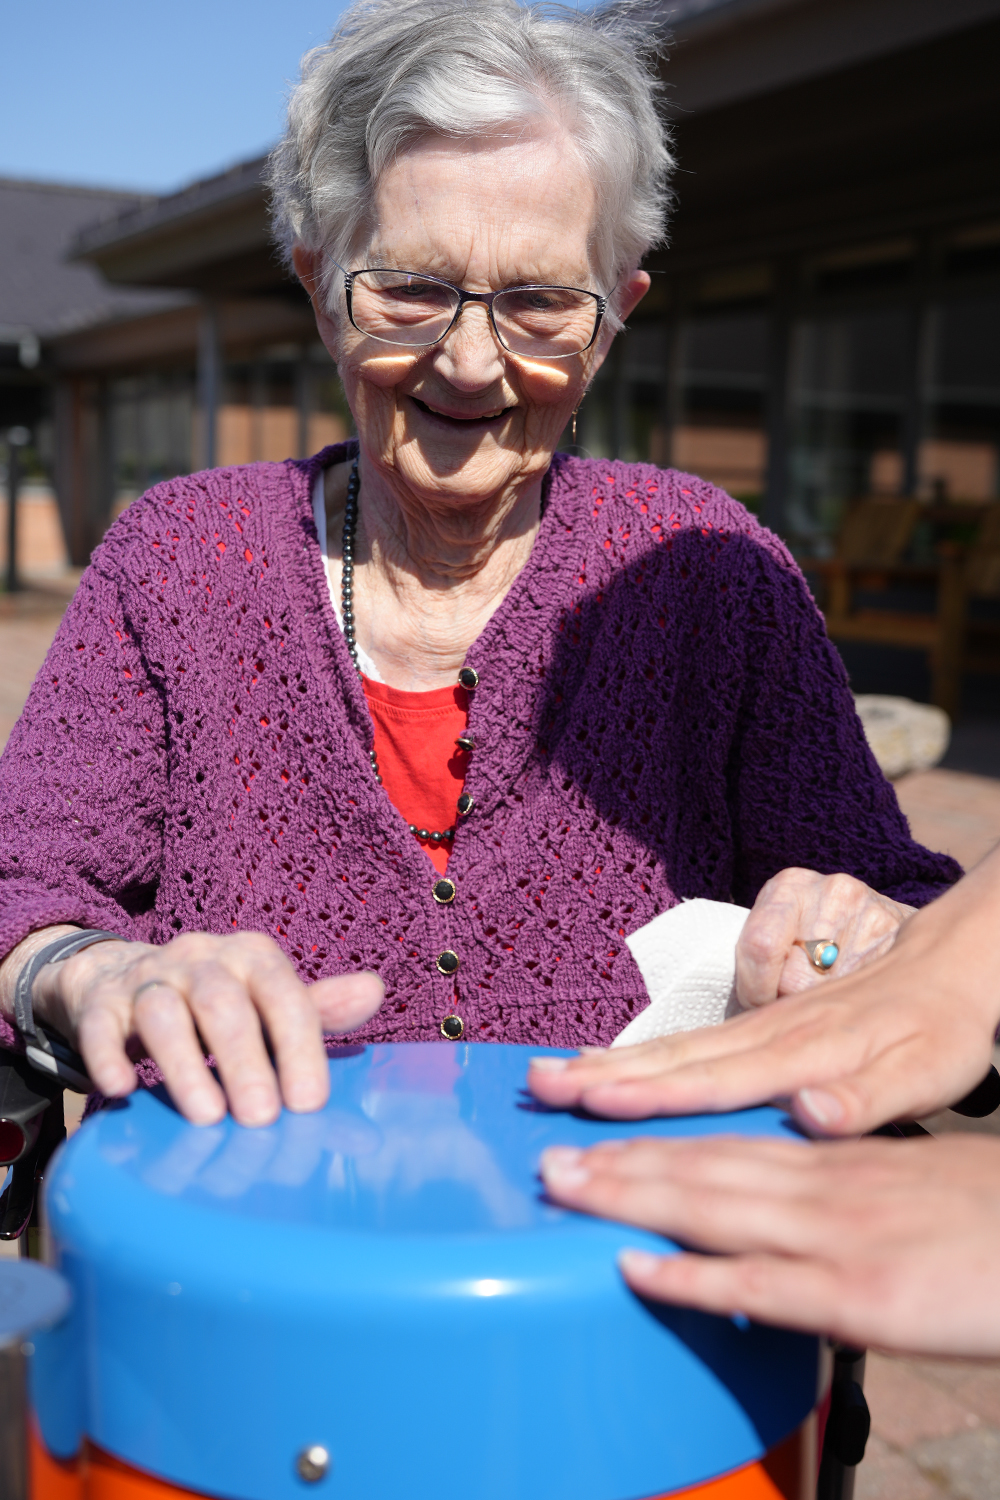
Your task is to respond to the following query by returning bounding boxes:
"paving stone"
[854,1434,942,1500]
[907,1360,1000,1431]
[866,1353,981,1448]
[0,582,75,749]
[895,768,1000,871]
[912,1427,1000,1500]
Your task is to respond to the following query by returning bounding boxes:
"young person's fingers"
[541,1148,835,1255]
[790,1033,996,1135]
[617,1248,850,1338]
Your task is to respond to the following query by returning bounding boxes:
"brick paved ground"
[2,583,1000,1496]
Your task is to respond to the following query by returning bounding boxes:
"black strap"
[13,929,124,1091]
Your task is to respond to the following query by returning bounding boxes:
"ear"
[616,269,651,323]
[584,269,653,381]
[292,244,321,301]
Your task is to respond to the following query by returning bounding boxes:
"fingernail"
[540,1146,590,1186]
[530,1056,569,1071]
[618,1249,662,1277]
[191,1105,225,1127]
[797,1087,846,1127]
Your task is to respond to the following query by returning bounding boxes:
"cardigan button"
[457,792,474,817]
[432,878,456,904]
[436,949,460,976]
[455,732,475,753]
[458,667,479,691]
[441,1014,464,1040]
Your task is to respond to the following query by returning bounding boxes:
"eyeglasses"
[333,262,607,359]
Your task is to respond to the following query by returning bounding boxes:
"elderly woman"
[0,0,958,1129]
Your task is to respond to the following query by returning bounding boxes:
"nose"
[432,301,506,392]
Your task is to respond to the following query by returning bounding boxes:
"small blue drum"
[30,1043,823,1500]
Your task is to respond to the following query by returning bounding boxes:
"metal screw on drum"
[296,1444,331,1482]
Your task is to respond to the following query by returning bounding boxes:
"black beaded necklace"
[340,459,478,848]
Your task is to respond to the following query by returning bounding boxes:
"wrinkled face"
[303,130,634,510]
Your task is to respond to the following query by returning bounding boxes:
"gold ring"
[797,939,839,973]
[132,978,175,999]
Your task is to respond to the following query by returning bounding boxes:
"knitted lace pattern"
[0,445,960,1052]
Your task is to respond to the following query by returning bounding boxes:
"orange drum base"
[32,1415,815,1500]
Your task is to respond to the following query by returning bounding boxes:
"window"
[786,309,910,554]
[672,311,769,510]
[919,297,1000,502]
[110,372,195,515]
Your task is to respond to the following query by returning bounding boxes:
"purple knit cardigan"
[0,445,960,1052]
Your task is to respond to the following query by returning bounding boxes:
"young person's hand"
[540,1132,1000,1358]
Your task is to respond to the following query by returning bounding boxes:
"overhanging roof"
[67,0,1000,298]
[0,176,186,343]
[69,155,278,295]
[659,0,1000,113]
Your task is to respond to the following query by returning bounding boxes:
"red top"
[362,678,469,874]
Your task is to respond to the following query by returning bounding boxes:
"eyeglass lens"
[349,271,598,356]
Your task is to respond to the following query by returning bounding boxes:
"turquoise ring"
[800,939,839,972]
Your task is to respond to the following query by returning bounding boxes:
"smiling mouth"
[411,396,513,426]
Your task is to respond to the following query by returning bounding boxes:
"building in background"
[6,0,1000,573]
[0,176,185,573]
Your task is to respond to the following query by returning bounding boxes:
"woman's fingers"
[234,937,331,1119]
[181,955,290,1127]
[132,980,229,1125]
[73,989,141,1100]
[311,970,385,1033]
[737,869,911,1009]
[736,869,810,1007]
[57,930,387,1128]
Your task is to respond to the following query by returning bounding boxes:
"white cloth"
[312,469,385,683]
[612,899,751,1048]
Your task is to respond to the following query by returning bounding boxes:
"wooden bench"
[814,498,1000,720]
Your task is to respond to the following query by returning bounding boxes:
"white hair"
[267,0,673,322]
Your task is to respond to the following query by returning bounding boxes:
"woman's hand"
[735,867,914,1009]
[540,1133,1000,1358]
[29,931,384,1128]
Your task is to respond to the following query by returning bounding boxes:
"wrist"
[41,939,138,1036]
[892,894,1000,1034]
[0,924,79,1021]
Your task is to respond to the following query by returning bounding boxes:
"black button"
[432,878,456,905]
[458,667,479,690]
[457,793,474,817]
[436,949,460,975]
[455,733,475,753]
[441,1014,464,1040]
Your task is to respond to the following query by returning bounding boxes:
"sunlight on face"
[312,129,618,512]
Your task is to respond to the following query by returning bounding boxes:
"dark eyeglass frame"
[331,259,608,359]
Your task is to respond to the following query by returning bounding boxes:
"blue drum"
[31,1043,823,1500]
